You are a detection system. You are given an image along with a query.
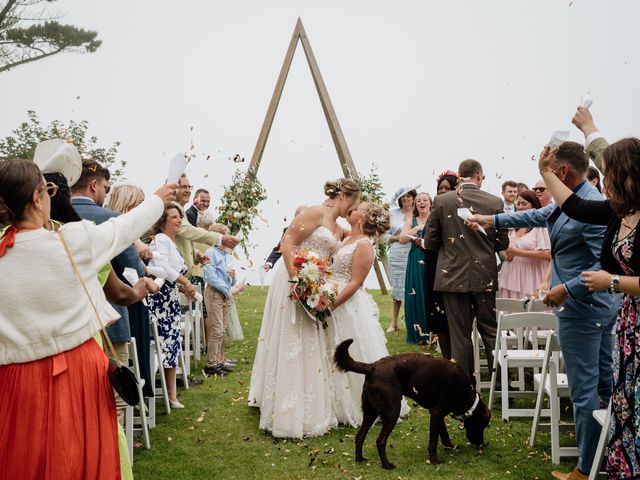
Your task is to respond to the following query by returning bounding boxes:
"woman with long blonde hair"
[106,182,155,398]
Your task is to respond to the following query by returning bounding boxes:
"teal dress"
[404,218,428,344]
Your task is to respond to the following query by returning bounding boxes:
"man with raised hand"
[468,142,618,480]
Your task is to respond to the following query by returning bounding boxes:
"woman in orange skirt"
[0,157,175,479]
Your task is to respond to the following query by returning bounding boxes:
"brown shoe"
[550,467,588,480]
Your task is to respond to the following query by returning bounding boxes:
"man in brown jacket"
[424,159,509,384]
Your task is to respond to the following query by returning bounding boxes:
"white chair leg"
[550,388,561,464]
[183,313,192,378]
[193,307,201,362]
[501,358,509,421]
[151,320,171,413]
[178,344,189,390]
[473,320,481,392]
[529,375,546,446]
[129,338,150,450]
[589,402,612,480]
[125,405,134,462]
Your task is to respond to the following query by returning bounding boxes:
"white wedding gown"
[248,226,339,438]
[326,238,410,427]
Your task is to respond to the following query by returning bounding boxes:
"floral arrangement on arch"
[350,164,390,260]
[216,167,267,255]
[288,250,339,329]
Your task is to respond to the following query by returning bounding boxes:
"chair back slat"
[498,312,558,331]
[496,298,529,315]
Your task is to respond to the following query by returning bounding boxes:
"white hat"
[33,139,82,187]
[391,184,421,205]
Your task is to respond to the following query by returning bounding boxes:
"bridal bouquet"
[288,250,339,328]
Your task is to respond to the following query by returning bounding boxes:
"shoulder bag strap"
[57,230,122,367]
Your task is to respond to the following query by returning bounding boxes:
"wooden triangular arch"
[249,18,388,293]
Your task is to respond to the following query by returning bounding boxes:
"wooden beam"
[249,20,302,172]
[297,19,357,177]
[247,18,388,293]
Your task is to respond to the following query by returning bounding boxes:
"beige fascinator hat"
[33,139,82,186]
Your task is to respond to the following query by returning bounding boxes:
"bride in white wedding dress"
[327,202,410,426]
[248,178,361,438]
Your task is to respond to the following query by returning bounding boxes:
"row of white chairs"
[483,298,612,477]
[123,283,206,463]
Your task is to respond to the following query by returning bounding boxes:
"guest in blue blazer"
[469,141,619,480]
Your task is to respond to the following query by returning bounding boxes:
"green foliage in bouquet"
[350,164,390,260]
[216,167,267,256]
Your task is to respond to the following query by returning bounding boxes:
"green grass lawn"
[132,286,576,479]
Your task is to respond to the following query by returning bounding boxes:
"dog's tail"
[334,339,374,375]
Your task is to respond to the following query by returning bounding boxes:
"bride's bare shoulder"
[298,205,324,222]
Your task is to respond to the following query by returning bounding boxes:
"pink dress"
[498,228,551,299]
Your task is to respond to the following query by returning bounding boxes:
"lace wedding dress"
[326,238,410,427]
[248,226,339,438]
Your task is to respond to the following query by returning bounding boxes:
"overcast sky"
[2,0,639,288]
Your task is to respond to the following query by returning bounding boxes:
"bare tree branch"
[0,45,61,72]
[0,0,20,27]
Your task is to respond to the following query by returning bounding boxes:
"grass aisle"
[133,286,571,479]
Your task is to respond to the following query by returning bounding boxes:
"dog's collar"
[451,393,480,421]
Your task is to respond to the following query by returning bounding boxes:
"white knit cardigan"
[0,195,164,365]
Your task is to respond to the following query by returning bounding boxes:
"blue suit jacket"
[495,181,618,320]
[72,197,146,342]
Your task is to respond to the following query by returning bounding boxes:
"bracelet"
[609,274,621,294]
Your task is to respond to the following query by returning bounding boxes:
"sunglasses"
[46,182,58,198]
[532,187,547,193]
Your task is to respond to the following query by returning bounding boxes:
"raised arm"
[538,145,612,225]
[572,106,607,171]
[71,184,175,273]
[332,241,374,309]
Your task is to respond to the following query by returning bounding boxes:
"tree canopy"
[0,110,125,178]
[0,0,101,73]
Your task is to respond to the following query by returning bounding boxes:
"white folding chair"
[150,318,171,414]
[473,298,530,392]
[525,298,552,348]
[529,333,577,463]
[129,338,150,451]
[589,399,612,480]
[489,312,558,420]
[482,299,529,397]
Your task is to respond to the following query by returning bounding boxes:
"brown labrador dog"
[334,339,491,469]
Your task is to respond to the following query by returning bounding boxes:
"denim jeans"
[557,315,615,473]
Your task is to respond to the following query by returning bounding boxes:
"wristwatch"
[609,275,621,294]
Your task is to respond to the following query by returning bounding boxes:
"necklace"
[622,212,639,230]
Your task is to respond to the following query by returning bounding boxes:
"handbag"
[57,231,140,406]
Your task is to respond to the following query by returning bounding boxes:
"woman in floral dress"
[148,204,197,409]
[539,139,640,479]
